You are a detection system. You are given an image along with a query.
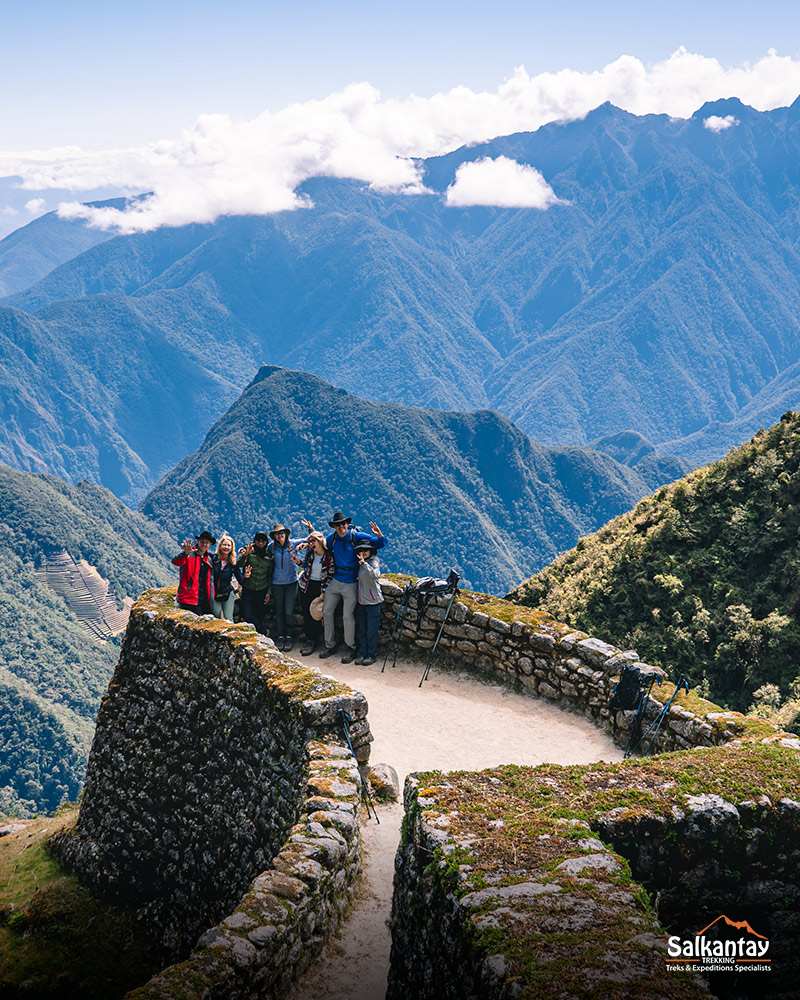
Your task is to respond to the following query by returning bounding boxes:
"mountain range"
[3,97,800,502]
[140,365,676,594]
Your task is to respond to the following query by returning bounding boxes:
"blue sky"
[2,0,799,148]
[1,1,799,236]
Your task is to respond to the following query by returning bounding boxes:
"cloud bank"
[1,48,799,231]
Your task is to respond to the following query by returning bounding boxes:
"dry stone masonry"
[377,577,782,752]
[50,587,372,997]
[47,577,800,1000]
[389,744,800,1000]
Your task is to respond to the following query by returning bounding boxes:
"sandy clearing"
[289,651,623,1000]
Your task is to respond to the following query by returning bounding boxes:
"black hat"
[195,531,216,544]
[254,531,269,542]
[354,541,376,554]
[328,511,352,527]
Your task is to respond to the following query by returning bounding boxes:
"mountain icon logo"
[695,915,767,939]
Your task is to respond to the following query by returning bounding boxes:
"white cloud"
[0,48,799,231]
[445,156,563,209]
[1,205,18,216]
[704,114,739,132]
[24,198,46,214]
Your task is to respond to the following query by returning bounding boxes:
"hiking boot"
[300,642,315,656]
[341,646,357,664]
[361,657,376,666]
[283,637,293,652]
[354,656,367,665]
[319,645,337,659]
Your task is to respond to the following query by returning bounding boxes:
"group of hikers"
[171,512,386,665]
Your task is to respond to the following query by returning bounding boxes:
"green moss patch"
[408,743,800,998]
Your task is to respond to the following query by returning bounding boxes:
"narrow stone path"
[289,652,623,1000]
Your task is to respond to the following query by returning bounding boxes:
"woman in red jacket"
[172,531,216,614]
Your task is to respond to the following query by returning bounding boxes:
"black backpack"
[608,665,652,711]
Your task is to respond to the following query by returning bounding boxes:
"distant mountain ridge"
[141,365,664,595]
[0,198,124,297]
[3,98,800,498]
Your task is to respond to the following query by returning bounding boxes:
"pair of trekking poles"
[381,569,461,687]
[608,665,690,757]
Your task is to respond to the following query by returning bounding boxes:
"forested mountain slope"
[3,98,800,500]
[0,198,122,297]
[508,411,800,713]
[141,366,661,595]
[0,465,174,816]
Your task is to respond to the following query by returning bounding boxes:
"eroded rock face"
[50,588,372,960]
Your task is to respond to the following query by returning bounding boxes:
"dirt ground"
[289,650,623,1000]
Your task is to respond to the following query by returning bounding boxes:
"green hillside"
[508,411,800,714]
[5,101,800,500]
[141,365,658,595]
[0,465,175,816]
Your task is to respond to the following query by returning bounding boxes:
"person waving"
[302,512,386,663]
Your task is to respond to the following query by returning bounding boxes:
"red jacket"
[172,551,215,606]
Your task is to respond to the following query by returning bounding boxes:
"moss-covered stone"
[390,742,800,999]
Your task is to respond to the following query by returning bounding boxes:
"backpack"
[608,665,651,712]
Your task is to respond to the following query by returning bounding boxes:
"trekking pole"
[623,674,660,758]
[419,575,460,688]
[629,674,690,756]
[382,584,412,673]
[337,708,379,824]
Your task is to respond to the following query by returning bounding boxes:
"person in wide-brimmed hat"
[296,531,335,655]
[267,522,309,652]
[354,540,383,665]
[172,531,216,615]
[238,530,273,634]
[301,512,387,663]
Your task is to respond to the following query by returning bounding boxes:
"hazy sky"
[1,0,799,235]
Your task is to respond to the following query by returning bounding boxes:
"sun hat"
[328,511,352,527]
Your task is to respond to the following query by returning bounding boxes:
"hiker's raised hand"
[301,518,314,532]
[243,565,252,578]
[369,522,383,539]
[182,539,193,555]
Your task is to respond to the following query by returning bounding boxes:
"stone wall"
[388,742,800,1000]
[377,578,778,753]
[50,586,372,996]
[127,738,364,1000]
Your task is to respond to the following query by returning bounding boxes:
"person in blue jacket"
[268,522,308,652]
[302,512,386,663]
